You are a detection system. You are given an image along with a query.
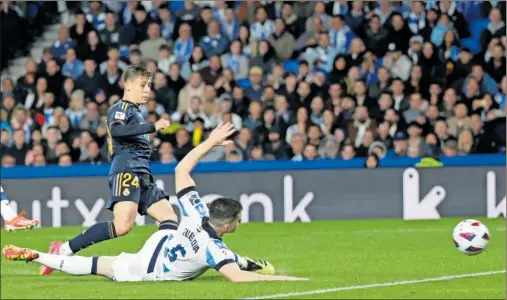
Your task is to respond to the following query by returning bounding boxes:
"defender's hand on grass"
[244,257,275,275]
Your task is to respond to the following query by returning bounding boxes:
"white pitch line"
[242,270,506,300]
[244,227,506,236]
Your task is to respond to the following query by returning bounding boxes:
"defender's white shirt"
[152,187,238,281]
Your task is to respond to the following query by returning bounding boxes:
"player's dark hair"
[209,198,243,226]
[121,63,152,83]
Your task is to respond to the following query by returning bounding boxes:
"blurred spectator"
[480,8,506,50]
[245,67,265,100]
[221,7,239,41]
[303,143,318,160]
[157,5,175,42]
[77,60,102,98]
[62,48,84,79]
[340,143,356,160]
[329,14,354,54]
[234,127,253,159]
[51,26,77,64]
[221,40,249,80]
[431,14,454,47]
[2,155,16,168]
[443,138,458,157]
[437,0,470,39]
[119,4,150,46]
[100,47,128,74]
[364,153,379,168]
[485,44,506,84]
[389,13,413,53]
[139,22,167,61]
[362,15,390,58]
[200,20,228,58]
[102,60,122,98]
[45,59,64,100]
[303,32,338,73]
[6,129,29,165]
[250,7,275,41]
[177,72,205,114]
[59,154,73,166]
[403,93,425,124]
[237,24,255,57]
[267,18,295,61]
[173,128,193,161]
[175,0,200,28]
[263,126,287,160]
[193,5,214,41]
[80,101,101,132]
[86,1,106,31]
[250,40,276,77]
[383,43,412,81]
[65,90,86,128]
[99,11,120,48]
[81,141,106,164]
[78,30,108,65]
[173,23,194,64]
[447,103,472,137]
[71,9,93,48]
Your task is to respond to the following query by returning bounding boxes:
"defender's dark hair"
[209,198,243,226]
[121,63,152,83]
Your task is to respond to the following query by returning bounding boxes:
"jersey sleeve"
[107,104,155,137]
[205,240,238,271]
[176,186,210,219]
[107,103,130,126]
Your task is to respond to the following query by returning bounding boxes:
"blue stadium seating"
[169,1,184,13]
[462,2,483,25]
[237,78,251,88]
[461,38,481,54]
[283,60,300,74]
[470,18,490,40]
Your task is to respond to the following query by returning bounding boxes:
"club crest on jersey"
[123,188,130,196]
[114,111,126,120]
[189,193,200,205]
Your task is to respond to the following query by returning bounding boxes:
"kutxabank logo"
[402,168,506,220]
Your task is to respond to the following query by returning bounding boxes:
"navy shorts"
[106,172,168,215]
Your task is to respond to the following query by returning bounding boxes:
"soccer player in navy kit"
[41,64,177,275]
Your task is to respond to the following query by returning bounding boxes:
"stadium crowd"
[0,0,506,169]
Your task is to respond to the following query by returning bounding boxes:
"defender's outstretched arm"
[174,122,235,193]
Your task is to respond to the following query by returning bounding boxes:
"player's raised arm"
[174,122,236,193]
[218,263,308,282]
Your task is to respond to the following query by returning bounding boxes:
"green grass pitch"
[1,218,505,299]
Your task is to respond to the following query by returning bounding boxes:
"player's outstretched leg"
[3,245,115,279]
[1,187,40,231]
[40,201,139,275]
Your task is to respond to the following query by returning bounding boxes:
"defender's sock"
[34,252,97,276]
[65,221,117,254]
[158,219,178,231]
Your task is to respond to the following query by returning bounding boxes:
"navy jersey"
[106,99,156,175]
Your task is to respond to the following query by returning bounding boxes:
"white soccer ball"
[452,219,490,255]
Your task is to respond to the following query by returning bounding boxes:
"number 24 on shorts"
[164,244,186,262]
